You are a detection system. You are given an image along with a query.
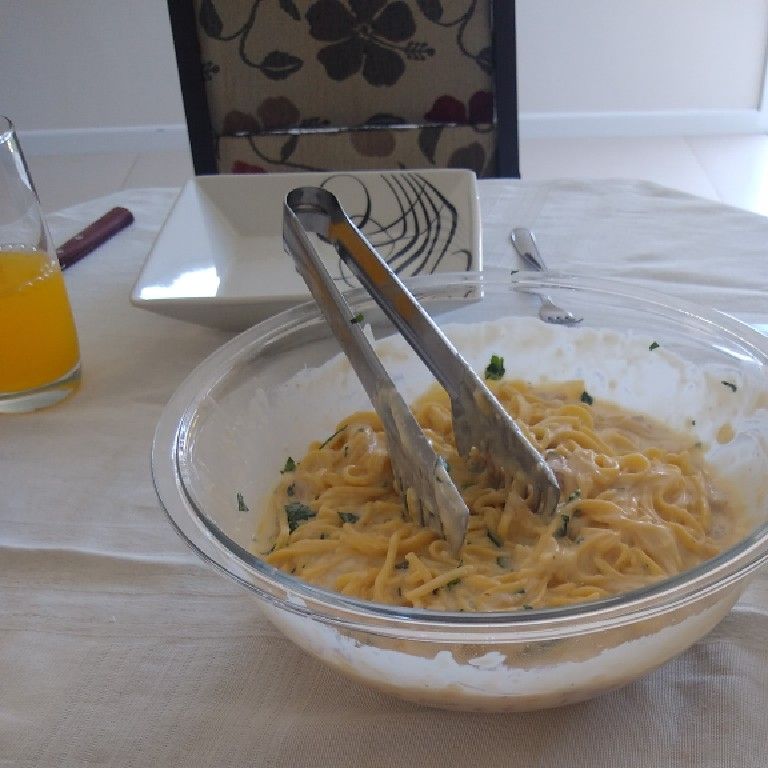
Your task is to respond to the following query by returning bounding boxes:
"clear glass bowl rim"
[152,271,768,641]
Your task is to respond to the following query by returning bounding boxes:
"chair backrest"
[167,0,519,177]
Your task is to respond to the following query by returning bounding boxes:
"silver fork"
[510,228,583,326]
[284,188,560,556]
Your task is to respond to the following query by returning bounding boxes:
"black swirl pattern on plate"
[319,172,473,287]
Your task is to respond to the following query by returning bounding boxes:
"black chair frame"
[166,0,519,177]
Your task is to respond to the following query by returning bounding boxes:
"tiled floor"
[521,134,768,214]
[27,150,195,214]
[26,134,768,217]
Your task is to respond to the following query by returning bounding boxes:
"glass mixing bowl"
[152,271,768,712]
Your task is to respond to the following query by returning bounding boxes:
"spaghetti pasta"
[256,379,744,611]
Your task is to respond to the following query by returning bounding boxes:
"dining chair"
[167,0,519,178]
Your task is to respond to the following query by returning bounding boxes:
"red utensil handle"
[57,207,134,270]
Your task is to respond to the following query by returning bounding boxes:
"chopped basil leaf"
[567,489,581,502]
[394,560,409,570]
[721,380,737,392]
[446,577,461,590]
[350,312,364,325]
[338,511,359,524]
[496,556,511,568]
[487,529,504,548]
[649,341,660,351]
[236,491,248,512]
[484,354,505,381]
[281,456,297,473]
[523,604,534,610]
[555,513,570,537]
[286,483,296,497]
[320,425,347,448]
[580,390,594,405]
[691,419,696,426]
[285,501,315,532]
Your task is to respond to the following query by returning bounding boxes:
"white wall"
[517,0,768,136]
[1,0,767,154]
[0,0,186,152]
[518,0,768,112]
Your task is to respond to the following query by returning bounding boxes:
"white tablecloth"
[3,180,767,767]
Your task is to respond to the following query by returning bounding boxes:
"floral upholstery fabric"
[194,0,498,176]
[221,123,495,175]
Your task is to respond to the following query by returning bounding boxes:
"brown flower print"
[306,0,432,86]
[350,128,396,157]
[424,91,494,124]
[221,98,303,136]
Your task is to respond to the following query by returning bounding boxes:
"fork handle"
[510,228,547,271]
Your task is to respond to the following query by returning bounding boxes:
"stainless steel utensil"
[510,228,583,325]
[283,187,560,555]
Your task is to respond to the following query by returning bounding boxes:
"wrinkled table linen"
[2,180,767,768]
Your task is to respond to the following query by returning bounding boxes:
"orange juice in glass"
[0,116,80,412]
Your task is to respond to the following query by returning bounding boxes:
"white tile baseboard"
[520,109,768,139]
[18,124,190,157]
[15,109,768,159]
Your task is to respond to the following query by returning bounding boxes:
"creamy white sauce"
[190,316,768,709]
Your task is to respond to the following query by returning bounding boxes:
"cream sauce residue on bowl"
[199,316,768,709]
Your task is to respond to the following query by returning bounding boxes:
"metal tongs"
[283,188,559,555]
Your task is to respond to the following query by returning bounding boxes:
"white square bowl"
[131,169,481,330]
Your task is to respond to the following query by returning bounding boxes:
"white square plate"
[131,169,481,330]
